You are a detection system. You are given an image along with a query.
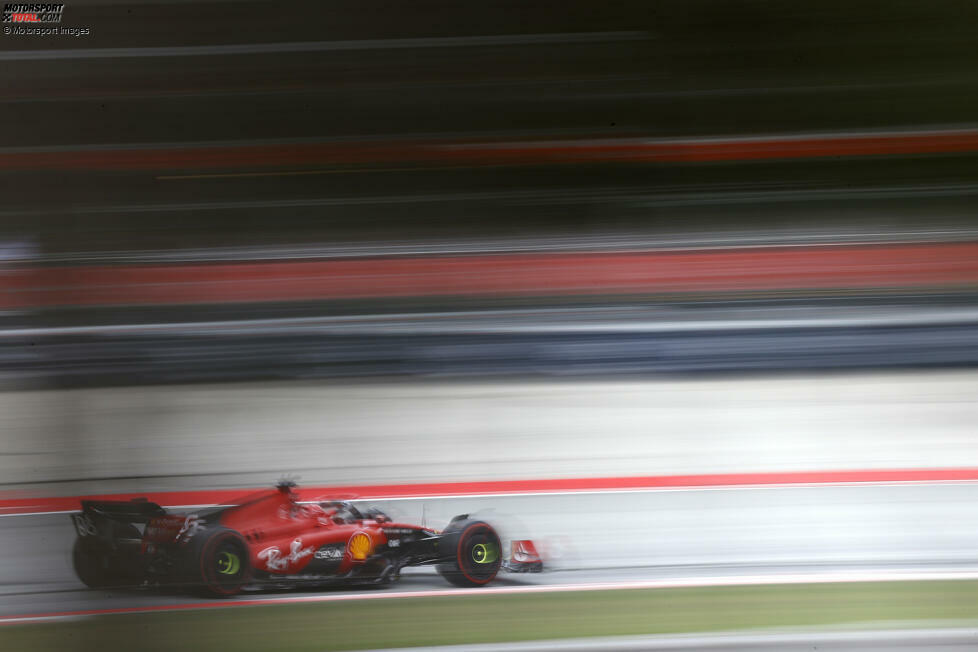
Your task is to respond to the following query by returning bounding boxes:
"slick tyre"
[185,528,251,597]
[436,520,502,587]
[72,538,115,588]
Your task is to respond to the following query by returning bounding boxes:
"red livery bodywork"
[71,481,539,596]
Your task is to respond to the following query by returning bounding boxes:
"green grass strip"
[4,580,978,652]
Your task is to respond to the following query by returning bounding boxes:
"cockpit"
[316,501,392,524]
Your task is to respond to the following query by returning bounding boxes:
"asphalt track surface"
[3,482,978,620]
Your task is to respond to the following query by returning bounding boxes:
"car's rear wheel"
[436,520,502,587]
[186,528,251,597]
[72,520,142,589]
[72,538,113,588]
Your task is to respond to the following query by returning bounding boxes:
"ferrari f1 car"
[70,481,542,596]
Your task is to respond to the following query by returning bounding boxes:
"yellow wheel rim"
[471,543,498,564]
[217,551,240,575]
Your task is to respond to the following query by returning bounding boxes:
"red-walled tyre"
[184,528,251,597]
[436,520,502,587]
[72,521,142,589]
[72,538,114,588]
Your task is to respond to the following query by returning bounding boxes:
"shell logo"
[348,532,372,561]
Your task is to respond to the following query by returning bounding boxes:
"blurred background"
[3,0,978,385]
[3,0,978,647]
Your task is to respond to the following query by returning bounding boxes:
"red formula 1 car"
[70,481,542,596]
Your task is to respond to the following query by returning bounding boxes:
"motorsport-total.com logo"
[2,3,64,23]
[3,2,89,36]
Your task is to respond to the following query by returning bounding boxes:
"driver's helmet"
[363,507,391,523]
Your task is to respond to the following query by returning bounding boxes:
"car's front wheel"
[436,519,502,587]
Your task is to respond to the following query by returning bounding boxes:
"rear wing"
[80,499,166,522]
[71,499,166,541]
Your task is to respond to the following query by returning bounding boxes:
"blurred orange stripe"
[5,129,978,171]
[3,241,978,309]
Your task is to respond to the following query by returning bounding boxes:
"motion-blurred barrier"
[5,316,978,386]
